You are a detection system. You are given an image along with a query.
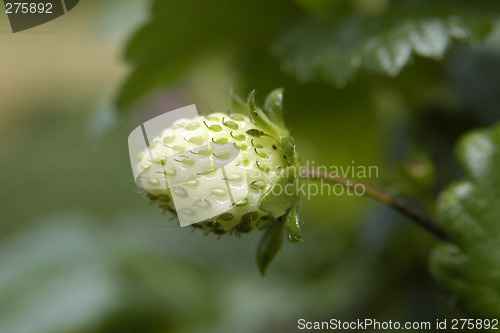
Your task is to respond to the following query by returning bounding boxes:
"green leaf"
[274,3,497,86]
[284,206,303,243]
[259,167,300,216]
[116,0,300,110]
[247,90,288,139]
[256,218,285,275]
[264,88,286,128]
[431,122,500,317]
[230,89,251,117]
[280,136,298,166]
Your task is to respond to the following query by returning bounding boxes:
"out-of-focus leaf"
[116,0,300,110]
[256,218,285,275]
[274,2,497,86]
[230,89,251,117]
[0,212,217,333]
[264,88,286,128]
[431,122,500,317]
[0,214,118,333]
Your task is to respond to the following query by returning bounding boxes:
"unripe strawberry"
[132,89,304,241]
[135,112,289,235]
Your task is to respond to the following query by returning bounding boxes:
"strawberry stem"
[300,166,447,241]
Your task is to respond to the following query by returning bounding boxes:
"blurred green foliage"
[1,0,500,332]
[432,123,500,318]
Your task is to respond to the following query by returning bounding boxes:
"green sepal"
[247,90,289,139]
[256,218,285,275]
[284,205,302,243]
[264,88,285,128]
[230,88,251,117]
[259,166,300,216]
[280,136,298,166]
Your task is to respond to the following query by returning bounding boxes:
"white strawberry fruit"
[133,89,301,273]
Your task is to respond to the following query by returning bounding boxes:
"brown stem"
[299,166,447,241]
